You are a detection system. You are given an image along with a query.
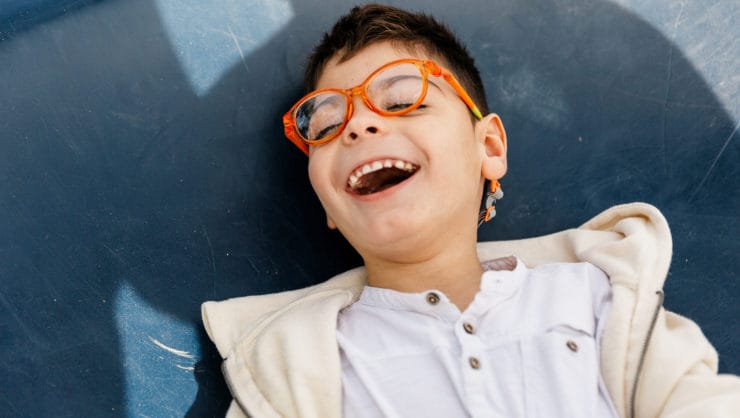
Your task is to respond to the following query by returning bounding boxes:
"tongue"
[353,167,414,195]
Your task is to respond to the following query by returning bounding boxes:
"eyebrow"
[375,74,446,97]
[426,79,445,94]
[311,94,344,112]
[374,74,422,89]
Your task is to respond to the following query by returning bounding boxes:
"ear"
[476,113,508,181]
[326,214,337,230]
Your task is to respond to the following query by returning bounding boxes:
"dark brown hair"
[304,4,489,115]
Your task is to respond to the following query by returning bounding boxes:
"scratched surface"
[0,0,737,416]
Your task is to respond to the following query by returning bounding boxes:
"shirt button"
[426,292,440,305]
[468,356,481,369]
[566,340,579,352]
[463,322,475,334]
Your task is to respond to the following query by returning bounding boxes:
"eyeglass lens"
[294,63,425,142]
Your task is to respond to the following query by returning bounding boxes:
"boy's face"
[307,42,506,263]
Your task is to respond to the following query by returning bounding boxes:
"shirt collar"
[356,256,527,317]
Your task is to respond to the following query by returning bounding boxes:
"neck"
[363,241,483,312]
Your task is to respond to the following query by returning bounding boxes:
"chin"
[352,218,429,256]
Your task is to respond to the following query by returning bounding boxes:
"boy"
[202,4,740,417]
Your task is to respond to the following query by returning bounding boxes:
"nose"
[341,95,384,144]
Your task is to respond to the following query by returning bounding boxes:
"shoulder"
[202,266,367,357]
[477,203,673,291]
[522,261,612,319]
[528,261,610,290]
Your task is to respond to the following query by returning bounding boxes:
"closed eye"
[384,102,414,112]
[386,103,428,113]
[316,123,341,139]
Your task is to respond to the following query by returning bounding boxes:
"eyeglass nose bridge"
[340,84,379,140]
[347,85,364,97]
[341,84,380,127]
[344,85,371,112]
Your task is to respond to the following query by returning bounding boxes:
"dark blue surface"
[1,0,737,416]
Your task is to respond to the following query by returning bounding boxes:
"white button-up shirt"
[336,258,618,418]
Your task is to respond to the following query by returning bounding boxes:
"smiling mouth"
[347,159,419,195]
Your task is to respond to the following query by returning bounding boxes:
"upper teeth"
[348,159,416,188]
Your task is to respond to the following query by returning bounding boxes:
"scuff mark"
[227,23,250,74]
[246,255,260,274]
[660,1,686,177]
[0,288,47,349]
[148,336,195,359]
[115,282,201,415]
[202,225,216,276]
[202,224,217,297]
[689,121,739,202]
[103,244,128,267]
[176,365,196,371]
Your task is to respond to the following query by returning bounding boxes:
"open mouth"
[347,159,419,195]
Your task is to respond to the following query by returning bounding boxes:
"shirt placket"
[459,272,521,418]
[455,304,489,416]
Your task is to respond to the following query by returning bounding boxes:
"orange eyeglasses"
[282,58,483,155]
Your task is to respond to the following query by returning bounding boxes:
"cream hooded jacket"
[202,203,740,418]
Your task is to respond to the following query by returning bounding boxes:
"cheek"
[307,158,324,193]
[428,119,477,157]
[307,151,337,198]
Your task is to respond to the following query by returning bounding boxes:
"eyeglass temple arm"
[424,61,483,120]
[283,114,309,155]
